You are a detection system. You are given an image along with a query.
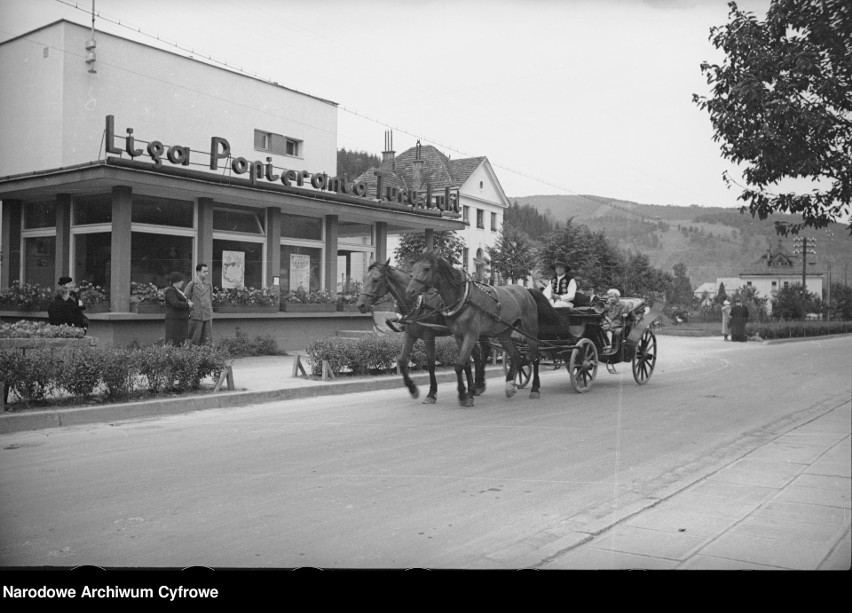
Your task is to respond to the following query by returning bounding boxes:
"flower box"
[132,303,165,314]
[280,303,337,313]
[336,303,362,312]
[214,305,278,313]
[85,301,110,313]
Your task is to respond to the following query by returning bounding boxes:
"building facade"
[356,136,509,281]
[0,21,463,347]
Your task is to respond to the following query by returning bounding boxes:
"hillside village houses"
[693,239,824,316]
[0,19,477,350]
[354,133,509,283]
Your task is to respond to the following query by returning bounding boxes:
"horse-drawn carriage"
[499,296,659,393]
[357,252,661,407]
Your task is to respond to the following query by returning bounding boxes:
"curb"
[0,366,507,435]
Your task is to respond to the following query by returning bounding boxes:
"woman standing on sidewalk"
[164,272,192,346]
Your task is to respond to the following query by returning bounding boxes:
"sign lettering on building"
[104,115,459,213]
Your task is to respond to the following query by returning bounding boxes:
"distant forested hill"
[509,195,851,288]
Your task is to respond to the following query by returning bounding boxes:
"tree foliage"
[487,226,537,283]
[771,283,821,319]
[503,201,559,242]
[539,220,623,293]
[393,231,465,271]
[693,0,852,235]
[337,148,381,180]
[670,263,695,307]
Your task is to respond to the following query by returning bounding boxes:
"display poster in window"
[222,250,245,288]
[290,254,311,291]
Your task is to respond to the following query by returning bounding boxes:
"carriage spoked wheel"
[567,338,598,393]
[502,352,532,388]
[631,328,657,385]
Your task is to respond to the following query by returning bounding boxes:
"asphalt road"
[1,335,849,569]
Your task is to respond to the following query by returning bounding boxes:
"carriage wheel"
[567,338,598,393]
[502,352,532,388]
[632,329,657,385]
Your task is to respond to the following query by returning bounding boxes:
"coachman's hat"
[58,276,73,286]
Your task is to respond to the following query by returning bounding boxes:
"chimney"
[412,140,423,192]
[381,130,395,172]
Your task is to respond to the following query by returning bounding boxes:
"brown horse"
[405,251,541,407]
[356,260,487,404]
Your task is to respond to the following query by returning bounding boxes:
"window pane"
[213,205,263,234]
[74,194,112,225]
[337,249,372,293]
[24,236,55,287]
[212,239,263,289]
[132,232,194,288]
[132,195,194,227]
[338,222,372,246]
[24,201,56,229]
[74,232,111,291]
[280,244,322,292]
[281,213,322,240]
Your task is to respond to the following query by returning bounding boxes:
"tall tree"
[538,220,623,292]
[671,263,694,306]
[693,0,852,235]
[487,226,537,283]
[393,231,465,271]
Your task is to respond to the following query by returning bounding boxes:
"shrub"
[101,348,138,400]
[136,344,173,393]
[191,343,228,386]
[304,337,349,376]
[216,333,280,357]
[0,320,86,338]
[6,349,59,403]
[56,346,105,399]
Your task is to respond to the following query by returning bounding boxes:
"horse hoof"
[461,397,474,407]
[409,387,420,399]
[529,391,540,400]
[422,396,436,405]
[473,386,486,396]
[505,385,517,399]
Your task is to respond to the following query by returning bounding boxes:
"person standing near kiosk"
[183,263,213,346]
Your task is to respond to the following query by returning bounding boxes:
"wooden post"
[321,360,336,380]
[291,354,307,378]
[213,364,234,392]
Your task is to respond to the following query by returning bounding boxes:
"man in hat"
[47,276,89,331]
[542,260,576,308]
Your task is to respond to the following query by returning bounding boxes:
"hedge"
[747,320,852,340]
[304,335,465,377]
[0,343,228,406]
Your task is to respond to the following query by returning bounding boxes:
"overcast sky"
[0,0,775,207]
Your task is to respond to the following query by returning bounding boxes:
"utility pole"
[792,236,816,296]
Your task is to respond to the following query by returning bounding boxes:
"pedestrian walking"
[721,299,731,341]
[163,271,192,346]
[730,298,749,342]
[183,263,213,346]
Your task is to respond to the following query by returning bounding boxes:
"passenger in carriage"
[601,288,627,353]
[541,260,576,308]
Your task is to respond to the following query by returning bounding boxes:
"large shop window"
[281,213,322,240]
[23,236,55,288]
[132,196,193,227]
[73,232,111,289]
[280,245,322,293]
[212,240,263,289]
[132,232,194,288]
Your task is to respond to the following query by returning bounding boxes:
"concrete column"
[1,200,22,286]
[265,207,281,287]
[110,186,132,312]
[197,198,214,270]
[425,228,434,252]
[324,214,338,294]
[375,221,387,263]
[55,194,71,277]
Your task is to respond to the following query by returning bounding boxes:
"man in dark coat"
[47,276,88,332]
[730,298,749,342]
